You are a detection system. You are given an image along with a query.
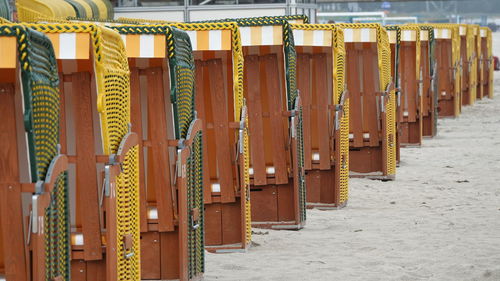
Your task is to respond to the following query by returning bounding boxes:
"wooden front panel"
[460,37,470,105]
[346,42,381,148]
[244,48,290,186]
[195,58,236,203]
[400,42,418,123]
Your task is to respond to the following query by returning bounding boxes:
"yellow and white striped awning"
[434,28,452,39]
[46,33,90,60]
[292,29,332,47]
[0,36,17,68]
[420,30,429,41]
[343,28,377,43]
[288,19,305,24]
[121,34,166,58]
[185,30,232,51]
[480,28,487,38]
[240,26,283,46]
[459,26,467,36]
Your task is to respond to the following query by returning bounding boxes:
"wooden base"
[305,169,346,209]
[250,181,303,230]
[349,146,383,174]
[438,99,456,117]
[400,121,422,147]
[204,200,249,252]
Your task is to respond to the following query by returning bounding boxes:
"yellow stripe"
[353,29,361,42]
[369,29,377,42]
[126,34,140,57]
[221,30,231,51]
[303,30,313,46]
[251,26,261,45]
[46,33,60,58]
[273,26,282,45]
[75,33,89,59]
[197,30,209,51]
[0,37,16,68]
[154,35,165,57]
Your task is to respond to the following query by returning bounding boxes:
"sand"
[203,33,500,281]
[1,32,499,281]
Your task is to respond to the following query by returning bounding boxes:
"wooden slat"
[362,46,380,146]
[207,59,236,203]
[194,60,213,204]
[244,55,267,185]
[146,67,175,232]
[263,54,288,184]
[312,53,331,170]
[129,68,148,232]
[0,84,28,281]
[421,43,431,117]
[347,46,364,147]
[72,72,102,261]
[296,53,313,170]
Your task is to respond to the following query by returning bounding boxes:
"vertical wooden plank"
[146,67,175,232]
[86,260,106,281]
[0,186,28,281]
[346,45,363,147]
[140,232,161,279]
[71,261,87,281]
[312,53,331,170]
[208,59,235,203]
[403,44,418,123]
[263,54,288,184]
[221,202,242,245]
[362,46,380,146]
[194,60,213,204]
[204,204,223,246]
[72,72,102,261]
[296,53,313,170]
[244,55,267,186]
[129,68,148,233]
[160,231,180,280]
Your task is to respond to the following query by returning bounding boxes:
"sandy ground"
[1,33,499,281]
[203,34,500,281]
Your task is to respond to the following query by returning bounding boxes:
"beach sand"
[203,33,500,281]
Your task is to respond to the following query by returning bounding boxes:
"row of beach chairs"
[0,3,495,280]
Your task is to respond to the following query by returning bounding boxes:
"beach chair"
[110,24,205,280]
[290,23,350,209]
[172,22,252,253]
[388,25,422,147]
[339,23,396,180]
[0,23,69,281]
[480,27,494,99]
[432,24,461,118]
[202,17,306,229]
[24,22,140,281]
[460,24,478,106]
